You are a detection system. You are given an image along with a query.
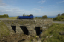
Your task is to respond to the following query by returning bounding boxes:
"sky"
[0,0,64,16]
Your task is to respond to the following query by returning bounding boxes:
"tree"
[57,14,60,16]
[23,13,25,16]
[4,14,9,18]
[30,14,33,15]
[61,13,64,16]
[42,15,47,18]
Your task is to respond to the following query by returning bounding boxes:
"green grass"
[42,23,64,42]
[0,20,10,39]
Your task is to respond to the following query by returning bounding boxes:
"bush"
[53,13,64,21]
[61,13,64,16]
[42,15,47,19]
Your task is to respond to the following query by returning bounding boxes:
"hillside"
[53,13,64,21]
[0,20,10,39]
[41,23,64,42]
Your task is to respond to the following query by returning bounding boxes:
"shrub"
[53,13,64,21]
[42,15,47,19]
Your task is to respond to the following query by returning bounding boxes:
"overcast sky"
[0,0,64,16]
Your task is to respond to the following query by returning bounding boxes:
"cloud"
[40,6,44,8]
[40,7,43,8]
[0,5,64,16]
[0,6,36,16]
[0,0,7,6]
[0,5,43,16]
[33,8,41,11]
[57,1,64,4]
[0,0,64,16]
[38,0,45,4]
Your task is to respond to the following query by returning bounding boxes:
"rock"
[46,36,48,38]
[37,38,41,42]
[43,27,47,28]
[32,39,36,42]
[18,39,25,42]
[27,35,30,38]
[1,19,53,37]
[50,35,53,38]
[59,32,64,35]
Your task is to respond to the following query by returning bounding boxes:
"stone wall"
[1,19,53,36]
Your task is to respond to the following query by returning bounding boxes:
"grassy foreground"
[0,21,10,39]
[41,23,64,42]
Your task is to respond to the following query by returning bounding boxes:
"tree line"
[0,14,9,18]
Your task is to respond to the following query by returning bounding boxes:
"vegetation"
[0,20,10,39]
[42,15,47,19]
[53,13,64,21]
[41,23,64,42]
[0,14,9,18]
